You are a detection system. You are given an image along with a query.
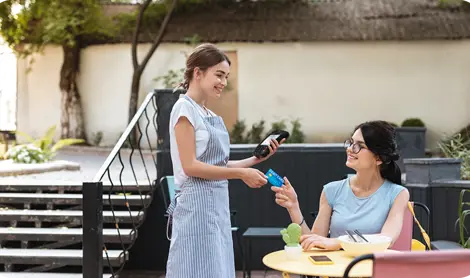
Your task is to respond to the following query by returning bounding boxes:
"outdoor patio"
[1,0,470,276]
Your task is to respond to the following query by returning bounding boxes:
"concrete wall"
[16,41,470,149]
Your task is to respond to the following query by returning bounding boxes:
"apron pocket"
[172,188,217,237]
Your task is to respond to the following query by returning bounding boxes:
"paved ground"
[0,148,157,183]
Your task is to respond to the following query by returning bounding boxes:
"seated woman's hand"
[271,177,298,210]
[300,234,341,251]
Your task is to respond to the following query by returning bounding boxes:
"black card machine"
[253,130,289,159]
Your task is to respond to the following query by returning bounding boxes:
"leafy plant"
[456,189,470,248]
[438,133,470,180]
[269,120,287,134]
[247,120,265,144]
[401,118,426,127]
[230,120,248,144]
[15,125,85,161]
[288,119,305,143]
[91,131,103,146]
[280,223,302,247]
[153,68,185,89]
[5,144,48,164]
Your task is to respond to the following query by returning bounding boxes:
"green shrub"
[438,133,470,180]
[5,144,48,164]
[231,118,307,144]
[401,118,425,127]
[230,120,249,144]
[269,120,287,133]
[14,125,84,161]
[456,189,470,248]
[247,120,266,144]
[288,119,305,143]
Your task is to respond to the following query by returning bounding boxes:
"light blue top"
[324,176,405,238]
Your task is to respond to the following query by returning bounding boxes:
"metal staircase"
[0,180,153,277]
[0,90,171,277]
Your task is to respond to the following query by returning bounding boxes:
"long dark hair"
[354,121,402,185]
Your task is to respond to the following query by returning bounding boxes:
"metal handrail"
[93,91,156,182]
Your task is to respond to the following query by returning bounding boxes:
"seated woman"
[272,120,409,251]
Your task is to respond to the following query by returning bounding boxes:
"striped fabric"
[166,95,234,278]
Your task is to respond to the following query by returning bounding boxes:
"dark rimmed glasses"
[343,139,367,154]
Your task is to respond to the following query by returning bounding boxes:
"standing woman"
[166,43,283,278]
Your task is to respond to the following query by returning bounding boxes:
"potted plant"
[395,118,427,172]
[280,223,302,260]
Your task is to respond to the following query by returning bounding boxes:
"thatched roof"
[101,0,470,44]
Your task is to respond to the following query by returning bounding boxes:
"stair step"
[0,180,153,192]
[0,210,143,223]
[0,273,113,278]
[0,249,127,266]
[0,227,135,243]
[0,193,151,206]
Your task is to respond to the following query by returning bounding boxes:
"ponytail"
[173,80,189,93]
[380,156,402,185]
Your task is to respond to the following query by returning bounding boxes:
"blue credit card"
[266,169,284,187]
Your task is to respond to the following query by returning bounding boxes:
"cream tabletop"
[263,249,399,278]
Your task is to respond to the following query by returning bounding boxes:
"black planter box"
[396,127,427,172]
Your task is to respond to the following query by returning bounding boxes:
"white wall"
[16,41,470,149]
[0,41,17,131]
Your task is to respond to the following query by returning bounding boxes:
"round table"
[263,249,397,278]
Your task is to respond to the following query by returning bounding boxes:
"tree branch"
[131,0,153,70]
[139,0,178,72]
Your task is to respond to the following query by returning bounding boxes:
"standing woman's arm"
[227,139,284,168]
[175,116,267,187]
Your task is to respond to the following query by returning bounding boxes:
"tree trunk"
[128,0,178,127]
[60,44,86,140]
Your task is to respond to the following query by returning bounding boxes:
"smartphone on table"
[308,255,334,265]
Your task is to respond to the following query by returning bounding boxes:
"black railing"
[82,89,183,278]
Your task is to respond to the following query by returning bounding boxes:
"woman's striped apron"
[165,95,235,278]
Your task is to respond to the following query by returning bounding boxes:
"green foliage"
[401,118,425,128]
[456,189,470,248]
[5,144,48,164]
[247,120,266,144]
[269,120,287,133]
[455,123,470,145]
[230,118,306,144]
[280,223,302,247]
[15,125,85,160]
[0,0,115,58]
[230,120,249,144]
[438,0,468,7]
[438,133,470,180]
[153,68,185,88]
[91,131,103,146]
[288,119,305,143]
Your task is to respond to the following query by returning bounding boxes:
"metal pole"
[83,181,103,278]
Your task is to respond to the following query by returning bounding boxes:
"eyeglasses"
[344,139,367,154]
